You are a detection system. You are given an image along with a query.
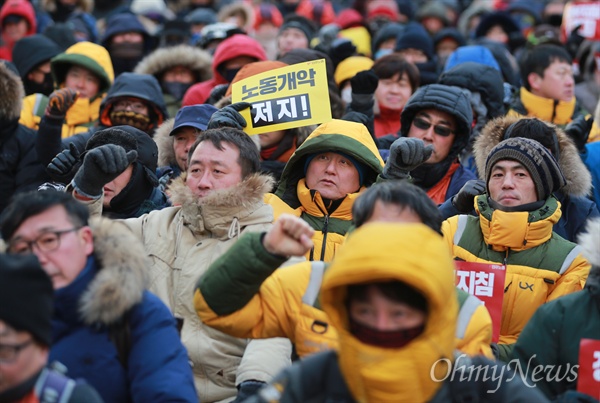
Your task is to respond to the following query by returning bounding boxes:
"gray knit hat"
[485,137,567,201]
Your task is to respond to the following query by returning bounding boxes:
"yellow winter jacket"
[19,41,114,138]
[322,223,457,402]
[195,230,493,360]
[442,195,590,353]
[265,119,384,262]
[508,87,579,126]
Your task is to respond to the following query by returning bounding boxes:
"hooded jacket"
[473,116,598,242]
[243,223,546,403]
[0,61,48,213]
[195,228,494,359]
[399,84,476,204]
[20,41,114,138]
[0,0,36,61]
[83,173,292,402]
[442,194,590,361]
[134,44,213,117]
[265,119,384,262]
[182,34,267,106]
[35,72,167,171]
[45,218,197,403]
[511,218,600,400]
[509,86,585,127]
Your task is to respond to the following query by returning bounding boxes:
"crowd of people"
[0,0,599,402]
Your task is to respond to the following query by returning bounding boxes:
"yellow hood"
[321,223,457,402]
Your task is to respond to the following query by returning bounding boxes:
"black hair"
[372,53,420,92]
[352,181,443,234]
[188,127,260,178]
[503,117,561,160]
[1,190,90,241]
[519,44,572,91]
[347,281,429,313]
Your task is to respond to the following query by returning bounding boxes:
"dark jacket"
[49,218,197,403]
[511,219,600,400]
[0,62,49,214]
[37,72,168,168]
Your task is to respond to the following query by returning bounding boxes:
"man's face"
[436,38,459,59]
[396,48,428,64]
[186,140,243,198]
[103,165,134,207]
[485,25,509,44]
[348,285,427,331]
[488,160,537,207]
[64,65,100,99]
[8,206,93,289]
[375,72,413,111]
[277,28,308,56]
[0,321,48,393]
[305,152,361,200]
[111,32,144,44]
[163,66,195,84]
[27,61,51,84]
[173,127,200,171]
[407,108,456,163]
[258,130,286,149]
[112,97,149,116]
[3,18,28,42]
[529,60,574,102]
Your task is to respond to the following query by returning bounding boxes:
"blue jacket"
[49,219,197,403]
[582,142,600,211]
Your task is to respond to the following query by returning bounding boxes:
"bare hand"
[263,214,314,257]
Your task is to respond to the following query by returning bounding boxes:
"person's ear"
[79,226,94,256]
[527,72,542,92]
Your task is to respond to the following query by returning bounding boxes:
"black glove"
[206,83,230,105]
[452,180,486,213]
[231,380,266,402]
[350,69,378,95]
[565,24,586,59]
[382,138,434,180]
[47,143,82,183]
[46,88,79,119]
[565,115,593,153]
[490,343,500,360]
[207,102,251,130]
[72,144,137,198]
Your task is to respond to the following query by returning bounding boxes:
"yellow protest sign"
[231,59,332,135]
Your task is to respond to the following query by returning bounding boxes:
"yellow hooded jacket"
[20,41,114,138]
[264,119,384,262]
[442,195,590,354]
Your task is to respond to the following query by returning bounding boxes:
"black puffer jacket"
[0,62,49,213]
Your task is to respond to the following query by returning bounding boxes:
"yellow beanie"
[339,26,372,57]
[334,55,374,86]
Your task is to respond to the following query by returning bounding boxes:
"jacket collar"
[520,87,576,126]
[168,172,275,239]
[296,178,359,219]
[476,195,562,251]
[78,217,149,325]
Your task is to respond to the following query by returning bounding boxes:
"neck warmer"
[162,81,193,101]
[349,317,426,348]
[410,157,455,190]
[24,73,54,96]
[109,42,144,59]
[105,163,155,219]
[109,110,152,134]
[260,134,296,162]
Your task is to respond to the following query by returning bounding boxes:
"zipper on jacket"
[320,215,329,261]
[551,99,558,123]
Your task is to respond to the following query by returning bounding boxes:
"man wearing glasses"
[388,83,476,205]
[0,253,103,402]
[0,190,198,403]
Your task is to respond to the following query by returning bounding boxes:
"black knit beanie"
[0,254,54,346]
[485,137,567,201]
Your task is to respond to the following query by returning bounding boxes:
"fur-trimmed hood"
[217,2,254,33]
[0,62,24,121]
[167,172,275,238]
[579,218,600,296]
[134,44,213,83]
[80,217,149,325]
[154,117,176,167]
[41,0,93,14]
[473,115,592,197]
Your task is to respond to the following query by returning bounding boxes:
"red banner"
[454,261,506,342]
[562,1,600,41]
[577,338,600,400]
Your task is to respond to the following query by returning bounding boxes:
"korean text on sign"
[454,261,506,342]
[232,59,331,135]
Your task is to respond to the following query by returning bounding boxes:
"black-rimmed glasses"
[8,227,82,255]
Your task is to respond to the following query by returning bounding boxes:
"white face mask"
[342,87,353,105]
